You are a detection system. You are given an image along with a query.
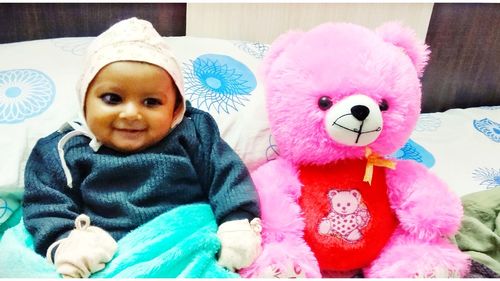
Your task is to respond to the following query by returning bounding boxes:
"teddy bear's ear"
[375,22,431,77]
[328,190,338,198]
[262,30,304,78]
[350,190,361,200]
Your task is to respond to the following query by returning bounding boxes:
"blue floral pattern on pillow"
[265,134,279,161]
[415,114,441,132]
[473,118,500,142]
[184,54,257,114]
[52,38,92,56]
[472,167,500,189]
[0,69,56,124]
[234,41,269,59]
[393,139,435,168]
[0,197,14,225]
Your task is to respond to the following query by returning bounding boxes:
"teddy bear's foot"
[346,229,362,241]
[257,263,306,278]
[414,266,462,278]
[363,230,470,278]
[238,240,321,278]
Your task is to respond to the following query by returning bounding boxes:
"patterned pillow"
[166,37,272,171]
[394,106,500,196]
[0,37,272,225]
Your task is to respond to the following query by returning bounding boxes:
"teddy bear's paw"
[318,219,331,235]
[364,233,470,278]
[366,263,463,278]
[238,239,321,278]
[414,266,461,278]
[258,262,305,278]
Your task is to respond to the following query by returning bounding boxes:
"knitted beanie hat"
[76,17,186,133]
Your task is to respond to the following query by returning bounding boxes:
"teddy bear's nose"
[351,105,370,121]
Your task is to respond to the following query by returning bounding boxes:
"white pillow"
[0,36,271,193]
[394,106,500,197]
[166,37,272,171]
[0,38,86,192]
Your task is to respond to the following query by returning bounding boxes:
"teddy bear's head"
[328,190,361,215]
[263,22,429,165]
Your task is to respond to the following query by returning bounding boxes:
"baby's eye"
[100,93,122,105]
[144,98,163,107]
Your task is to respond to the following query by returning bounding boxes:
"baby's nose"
[120,103,142,120]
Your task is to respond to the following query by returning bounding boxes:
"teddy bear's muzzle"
[324,94,383,146]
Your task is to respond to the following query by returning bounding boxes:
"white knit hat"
[57,18,187,188]
[76,17,186,136]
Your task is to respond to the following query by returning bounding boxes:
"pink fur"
[239,159,321,278]
[364,227,470,277]
[239,239,321,278]
[264,22,423,164]
[242,22,470,278]
[251,159,304,236]
[376,22,430,78]
[386,160,464,240]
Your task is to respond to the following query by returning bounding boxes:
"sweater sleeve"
[22,133,82,256]
[193,110,261,225]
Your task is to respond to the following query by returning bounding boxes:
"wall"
[186,3,434,43]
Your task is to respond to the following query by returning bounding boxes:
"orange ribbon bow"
[363,147,396,185]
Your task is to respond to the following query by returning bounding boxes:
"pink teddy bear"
[239,22,470,278]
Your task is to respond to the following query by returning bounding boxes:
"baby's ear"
[376,22,430,77]
[262,30,304,79]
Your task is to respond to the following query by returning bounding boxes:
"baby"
[22,17,262,278]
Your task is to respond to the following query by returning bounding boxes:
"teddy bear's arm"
[385,159,463,241]
[241,158,321,278]
[250,158,305,236]
[251,158,302,201]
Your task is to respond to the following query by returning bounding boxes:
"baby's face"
[85,61,179,153]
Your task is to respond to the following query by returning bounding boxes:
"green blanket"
[453,188,500,275]
[0,203,238,278]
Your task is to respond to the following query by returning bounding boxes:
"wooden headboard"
[0,3,498,113]
[0,3,186,43]
[422,3,500,112]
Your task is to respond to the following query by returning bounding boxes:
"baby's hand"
[216,218,262,271]
[47,214,117,278]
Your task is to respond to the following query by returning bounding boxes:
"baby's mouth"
[114,125,147,132]
[114,128,146,138]
[116,128,144,132]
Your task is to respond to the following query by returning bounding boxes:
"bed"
[0,2,498,278]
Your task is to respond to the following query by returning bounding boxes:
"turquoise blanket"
[0,203,238,278]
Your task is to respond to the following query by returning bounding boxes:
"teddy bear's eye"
[379,99,389,111]
[318,96,333,110]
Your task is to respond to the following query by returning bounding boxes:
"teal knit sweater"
[22,105,260,256]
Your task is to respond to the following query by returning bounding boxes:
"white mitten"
[46,214,118,278]
[217,218,262,271]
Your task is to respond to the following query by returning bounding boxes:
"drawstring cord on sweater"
[57,121,102,188]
